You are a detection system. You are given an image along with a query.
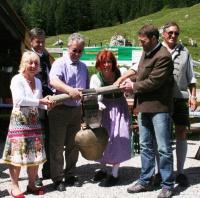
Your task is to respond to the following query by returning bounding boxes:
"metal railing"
[193,60,200,67]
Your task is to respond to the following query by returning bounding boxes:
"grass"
[46,4,200,86]
[46,4,200,60]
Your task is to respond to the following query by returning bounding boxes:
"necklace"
[23,75,34,85]
[27,79,33,84]
[25,78,34,85]
[26,78,35,91]
[22,74,35,91]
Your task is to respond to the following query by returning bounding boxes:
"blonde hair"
[18,51,40,73]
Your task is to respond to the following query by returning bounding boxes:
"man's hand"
[114,69,137,86]
[119,78,134,94]
[189,97,198,111]
[68,87,83,100]
[114,76,125,86]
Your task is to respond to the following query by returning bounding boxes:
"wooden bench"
[126,98,140,155]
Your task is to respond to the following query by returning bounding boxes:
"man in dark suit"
[121,24,174,198]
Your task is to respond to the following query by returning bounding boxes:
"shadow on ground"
[75,162,140,186]
[0,189,9,197]
[0,139,9,180]
[171,166,200,196]
[43,163,141,194]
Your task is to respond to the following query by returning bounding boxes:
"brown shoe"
[127,183,153,193]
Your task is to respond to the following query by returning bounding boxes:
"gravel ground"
[0,135,200,198]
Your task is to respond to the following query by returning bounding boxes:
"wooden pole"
[48,85,121,103]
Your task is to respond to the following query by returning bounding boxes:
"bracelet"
[190,95,197,100]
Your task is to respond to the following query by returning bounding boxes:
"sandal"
[10,190,25,198]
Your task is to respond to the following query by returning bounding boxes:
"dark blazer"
[35,51,54,96]
[134,43,174,113]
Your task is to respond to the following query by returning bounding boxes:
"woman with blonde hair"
[1,51,54,198]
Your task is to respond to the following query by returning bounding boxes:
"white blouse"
[90,67,127,102]
[10,73,44,109]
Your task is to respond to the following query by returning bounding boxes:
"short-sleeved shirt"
[49,53,89,106]
[162,43,196,99]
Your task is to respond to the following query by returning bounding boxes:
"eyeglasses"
[72,49,83,53]
[166,31,179,36]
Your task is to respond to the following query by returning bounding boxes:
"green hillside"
[46,3,200,61]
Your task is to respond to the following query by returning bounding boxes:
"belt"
[65,105,78,108]
[173,98,188,102]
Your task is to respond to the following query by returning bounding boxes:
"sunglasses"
[72,49,83,53]
[166,31,180,36]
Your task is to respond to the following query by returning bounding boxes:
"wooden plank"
[46,48,63,54]
[193,60,200,67]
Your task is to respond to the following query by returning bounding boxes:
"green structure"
[63,46,142,67]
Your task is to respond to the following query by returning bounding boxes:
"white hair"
[68,33,85,47]
[18,51,40,73]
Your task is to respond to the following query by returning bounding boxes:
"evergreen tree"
[149,0,163,13]
[44,0,56,35]
[78,0,93,30]
[22,0,45,29]
[8,0,200,35]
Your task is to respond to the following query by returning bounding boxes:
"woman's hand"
[39,96,56,109]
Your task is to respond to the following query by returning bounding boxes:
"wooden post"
[48,85,121,104]
[195,146,200,160]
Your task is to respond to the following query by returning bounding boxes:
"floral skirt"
[2,107,46,167]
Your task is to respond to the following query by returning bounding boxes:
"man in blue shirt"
[49,33,89,191]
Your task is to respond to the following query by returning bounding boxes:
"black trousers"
[40,111,50,176]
